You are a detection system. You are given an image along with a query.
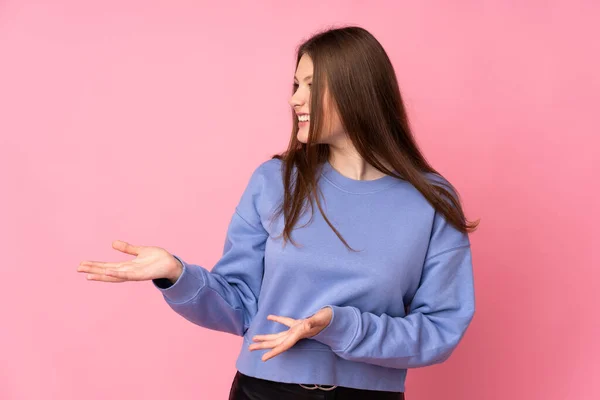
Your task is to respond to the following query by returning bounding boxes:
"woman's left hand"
[249,307,333,362]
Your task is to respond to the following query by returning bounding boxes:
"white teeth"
[298,115,310,122]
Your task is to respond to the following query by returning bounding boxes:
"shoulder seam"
[234,208,267,233]
[425,244,470,262]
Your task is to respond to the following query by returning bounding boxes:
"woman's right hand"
[77,240,183,283]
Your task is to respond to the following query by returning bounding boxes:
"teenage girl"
[78,25,478,400]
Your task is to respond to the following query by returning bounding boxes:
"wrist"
[167,257,183,284]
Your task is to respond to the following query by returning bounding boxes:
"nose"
[288,94,301,109]
[288,87,308,109]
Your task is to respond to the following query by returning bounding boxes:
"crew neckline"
[320,160,398,194]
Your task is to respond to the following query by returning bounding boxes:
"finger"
[260,330,303,361]
[105,268,145,281]
[79,263,142,281]
[262,341,295,362]
[77,265,116,275]
[248,337,283,351]
[112,240,141,256]
[79,260,123,269]
[85,273,126,283]
[252,331,287,342]
[267,315,296,327]
[77,264,134,277]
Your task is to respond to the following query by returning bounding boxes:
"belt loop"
[299,383,338,391]
[316,384,338,391]
[299,383,319,390]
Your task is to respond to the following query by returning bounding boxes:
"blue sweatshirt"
[152,158,475,392]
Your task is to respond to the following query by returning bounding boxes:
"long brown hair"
[271,25,479,250]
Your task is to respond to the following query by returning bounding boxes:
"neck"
[327,142,391,181]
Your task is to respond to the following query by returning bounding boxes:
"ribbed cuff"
[310,305,360,352]
[151,255,206,304]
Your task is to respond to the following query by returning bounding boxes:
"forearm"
[311,304,474,369]
[312,246,475,369]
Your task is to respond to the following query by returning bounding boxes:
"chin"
[296,130,309,144]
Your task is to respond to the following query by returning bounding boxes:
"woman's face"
[289,54,346,146]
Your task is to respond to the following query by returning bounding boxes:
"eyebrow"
[294,74,313,82]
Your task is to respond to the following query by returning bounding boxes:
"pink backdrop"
[1,1,598,399]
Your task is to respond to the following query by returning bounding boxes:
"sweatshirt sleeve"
[309,206,476,369]
[151,163,270,337]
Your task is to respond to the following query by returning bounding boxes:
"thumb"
[112,240,141,256]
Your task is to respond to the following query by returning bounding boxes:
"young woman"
[78,26,478,400]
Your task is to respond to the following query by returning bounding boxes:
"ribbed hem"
[235,335,407,392]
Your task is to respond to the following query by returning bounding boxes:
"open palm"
[77,240,181,283]
[249,307,333,361]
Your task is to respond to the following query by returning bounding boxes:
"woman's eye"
[293,83,310,92]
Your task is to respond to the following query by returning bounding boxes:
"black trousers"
[228,371,405,400]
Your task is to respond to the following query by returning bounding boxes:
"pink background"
[1,1,598,399]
